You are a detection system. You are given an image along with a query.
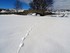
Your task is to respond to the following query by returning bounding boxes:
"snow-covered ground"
[0,14,70,53]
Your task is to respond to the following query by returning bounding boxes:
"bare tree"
[15,0,22,12]
[29,0,53,10]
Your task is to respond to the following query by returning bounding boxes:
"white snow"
[32,13,36,16]
[1,10,7,13]
[0,14,70,53]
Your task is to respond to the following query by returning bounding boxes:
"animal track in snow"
[17,26,33,53]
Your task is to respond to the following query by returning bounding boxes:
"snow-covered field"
[0,14,70,53]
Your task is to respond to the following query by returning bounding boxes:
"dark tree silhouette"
[0,9,2,12]
[15,0,22,12]
[29,0,53,10]
[46,0,53,7]
[46,0,53,10]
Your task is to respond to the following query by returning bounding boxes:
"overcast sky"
[0,0,70,9]
[54,0,70,9]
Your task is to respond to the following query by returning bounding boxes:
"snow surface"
[0,15,70,53]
